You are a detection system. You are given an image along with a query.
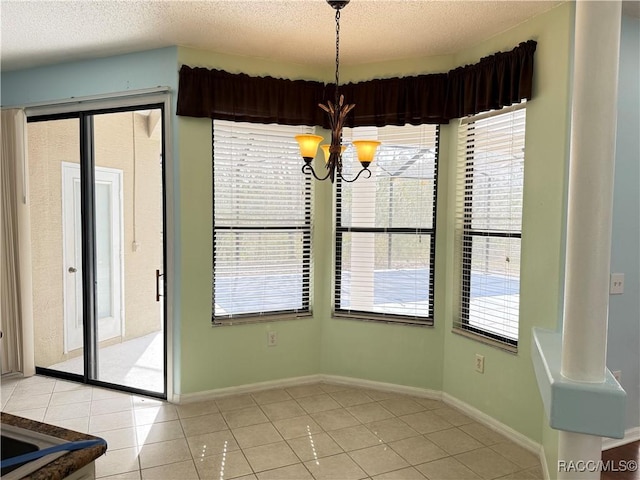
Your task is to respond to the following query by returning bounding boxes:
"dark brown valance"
[443,40,537,119]
[176,68,326,126]
[333,74,449,126]
[177,40,536,125]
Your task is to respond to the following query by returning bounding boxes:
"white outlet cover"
[610,273,625,295]
[475,354,485,373]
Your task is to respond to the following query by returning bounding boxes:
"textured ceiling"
[0,0,637,72]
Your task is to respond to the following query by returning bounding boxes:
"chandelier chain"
[335,8,341,105]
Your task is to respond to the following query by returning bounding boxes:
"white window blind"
[455,104,526,347]
[336,124,439,323]
[212,120,312,321]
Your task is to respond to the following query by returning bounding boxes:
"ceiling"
[1,0,638,73]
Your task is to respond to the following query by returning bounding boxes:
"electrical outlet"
[475,354,485,373]
[267,331,277,347]
[610,273,625,295]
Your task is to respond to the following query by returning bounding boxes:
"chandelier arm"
[302,163,333,182]
[339,167,372,183]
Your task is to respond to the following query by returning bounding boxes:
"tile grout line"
[2,377,543,480]
[254,386,332,479]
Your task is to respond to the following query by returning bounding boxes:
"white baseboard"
[173,374,322,404]
[441,392,541,455]
[318,374,442,400]
[173,374,442,404]
[602,426,640,450]
[539,444,551,480]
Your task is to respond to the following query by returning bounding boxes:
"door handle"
[68,266,77,273]
[155,269,164,302]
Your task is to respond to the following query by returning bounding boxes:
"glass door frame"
[28,100,169,400]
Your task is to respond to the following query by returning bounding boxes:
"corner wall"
[440,3,574,444]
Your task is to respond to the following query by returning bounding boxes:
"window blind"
[455,104,526,347]
[212,120,312,321]
[336,124,439,323]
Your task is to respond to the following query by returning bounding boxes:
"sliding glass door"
[28,105,167,398]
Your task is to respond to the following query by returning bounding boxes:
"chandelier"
[295,0,380,183]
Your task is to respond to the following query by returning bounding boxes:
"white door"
[62,162,123,352]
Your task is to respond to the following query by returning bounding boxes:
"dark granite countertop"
[1,412,107,480]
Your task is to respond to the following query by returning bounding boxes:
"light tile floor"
[47,331,164,394]
[1,375,543,480]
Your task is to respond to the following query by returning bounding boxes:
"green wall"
[175,48,328,393]
[175,3,575,451]
[440,3,574,444]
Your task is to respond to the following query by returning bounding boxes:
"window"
[455,104,526,348]
[212,120,312,322]
[335,124,439,324]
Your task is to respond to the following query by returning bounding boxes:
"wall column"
[559,1,621,479]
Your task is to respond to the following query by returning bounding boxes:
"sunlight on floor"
[48,331,164,394]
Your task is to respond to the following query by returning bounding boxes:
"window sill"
[451,327,518,354]
[333,312,434,327]
[212,311,312,327]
